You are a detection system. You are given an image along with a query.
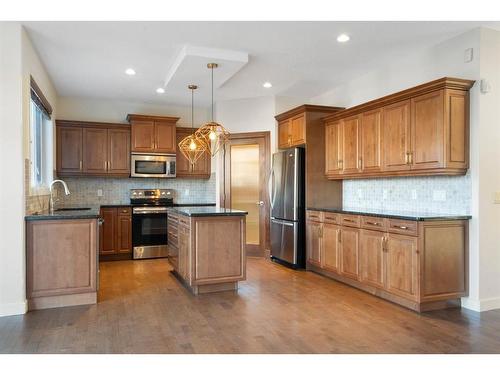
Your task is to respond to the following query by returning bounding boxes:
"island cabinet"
[26,218,99,310]
[167,209,247,295]
[99,207,132,259]
[56,120,130,177]
[175,127,211,178]
[324,77,475,179]
[127,114,179,154]
[306,209,469,312]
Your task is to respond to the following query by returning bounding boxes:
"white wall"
[57,96,209,127]
[0,22,26,317]
[313,27,500,312]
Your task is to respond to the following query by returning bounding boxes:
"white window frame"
[29,98,52,196]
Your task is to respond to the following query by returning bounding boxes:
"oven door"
[132,211,168,248]
[131,154,176,178]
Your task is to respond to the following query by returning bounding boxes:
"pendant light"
[178,85,207,166]
[194,63,229,157]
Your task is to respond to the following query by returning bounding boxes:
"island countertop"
[169,206,248,217]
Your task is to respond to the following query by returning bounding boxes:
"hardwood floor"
[1,257,500,353]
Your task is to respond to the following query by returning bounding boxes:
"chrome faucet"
[49,179,71,213]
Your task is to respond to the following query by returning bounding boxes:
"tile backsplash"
[342,173,471,214]
[53,173,217,207]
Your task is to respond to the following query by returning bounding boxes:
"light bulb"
[189,140,197,150]
[209,131,217,140]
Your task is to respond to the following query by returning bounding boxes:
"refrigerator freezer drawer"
[270,218,298,265]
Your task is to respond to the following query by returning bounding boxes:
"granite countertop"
[170,206,248,217]
[25,207,101,221]
[307,207,471,221]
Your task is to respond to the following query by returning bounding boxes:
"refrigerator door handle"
[271,218,294,227]
[269,168,276,209]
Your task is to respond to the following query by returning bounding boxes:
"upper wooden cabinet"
[275,105,343,149]
[56,120,130,177]
[175,127,211,179]
[324,77,474,179]
[127,114,179,154]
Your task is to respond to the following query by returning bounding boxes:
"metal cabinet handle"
[256,201,264,206]
[338,229,342,243]
[343,218,355,223]
[366,221,381,226]
[80,160,83,170]
[358,158,362,169]
[383,236,388,252]
[392,225,409,230]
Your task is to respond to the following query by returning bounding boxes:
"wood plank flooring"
[1,257,500,353]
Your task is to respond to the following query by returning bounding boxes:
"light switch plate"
[97,189,103,197]
[494,192,500,204]
[184,189,190,196]
[433,190,447,202]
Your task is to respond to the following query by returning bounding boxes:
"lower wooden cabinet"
[306,210,469,312]
[99,207,132,258]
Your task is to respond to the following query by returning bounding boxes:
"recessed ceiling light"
[125,68,136,75]
[263,82,272,88]
[156,87,165,94]
[337,34,350,43]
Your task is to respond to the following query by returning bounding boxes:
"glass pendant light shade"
[178,85,207,165]
[194,63,230,157]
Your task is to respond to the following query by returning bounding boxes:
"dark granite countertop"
[173,203,216,207]
[306,207,471,221]
[169,206,248,217]
[25,207,101,221]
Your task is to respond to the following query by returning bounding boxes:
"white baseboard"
[461,296,500,312]
[0,300,27,317]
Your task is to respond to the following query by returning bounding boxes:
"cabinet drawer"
[306,210,323,222]
[323,212,340,224]
[387,219,418,236]
[341,214,360,228]
[361,216,387,231]
[117,207,131,215]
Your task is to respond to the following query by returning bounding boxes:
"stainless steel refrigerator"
[270,147,305,268]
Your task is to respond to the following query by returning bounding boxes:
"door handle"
[256,201,264,206]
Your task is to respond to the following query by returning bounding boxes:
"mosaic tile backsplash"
[53,173,217,207]
[342,173,471,215]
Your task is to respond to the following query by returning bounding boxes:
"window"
[29,77,53,193]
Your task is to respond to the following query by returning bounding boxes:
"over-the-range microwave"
[131,153,176,178]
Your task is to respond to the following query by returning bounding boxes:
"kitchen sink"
[54,207,92,211]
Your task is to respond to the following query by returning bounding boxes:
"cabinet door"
[290,114,306,146]
[340,227,359,280]
[306,220,322,266]
[381,100,411,171]
[322,223,340,273]
[325,121,342,175]
[191,152,211,177]
[411,90,444,170]
[154,121,176,153]
[385,233,418,300]
[83,128,108,174]
[278,120,291,149]
[100,208,116,255]
[360,109,382,173]
[175,128,192,176]
[341,116,361,174]
[108,128,130,175]
[359,229,385,289]
[116,209,132,254]
[131,120,155,152]
[57,126,83,174]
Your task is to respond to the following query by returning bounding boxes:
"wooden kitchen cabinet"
[306,210,469,312]
[127,114,179,154]
[323,78,474,179]
[56,120,130,177]
[99,207,132,258]
[175,127,211,178]
[277,114,305,148]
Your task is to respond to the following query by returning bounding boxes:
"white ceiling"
[23,21,500,107]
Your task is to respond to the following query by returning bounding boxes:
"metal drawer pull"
[392,225,409,230]
[343,218,355,223]
[366,221,381,226]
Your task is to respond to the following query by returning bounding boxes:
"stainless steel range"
[130,189,174,259]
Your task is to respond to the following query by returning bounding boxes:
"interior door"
[221,132,270,257]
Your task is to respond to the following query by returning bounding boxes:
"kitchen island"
[167,206,248,295]
[25,208,101,310]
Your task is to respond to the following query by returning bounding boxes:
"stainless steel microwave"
[131,153,176,178]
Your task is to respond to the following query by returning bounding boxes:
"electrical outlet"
[383,189,388,200]
[464,48,474,63]
[433,190,446,202]
[184,189,190,196]
[97,189,103,197]
[411,190,417,200]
